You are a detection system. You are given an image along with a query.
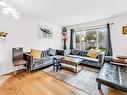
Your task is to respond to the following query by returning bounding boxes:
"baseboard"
[0,70,14,76]
[0,75,12,87]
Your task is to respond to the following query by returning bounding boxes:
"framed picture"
[38,25,53,39]
[123,26,127,34]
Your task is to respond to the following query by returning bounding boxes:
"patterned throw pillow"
[42,50,48,58]
[87,49,100,58]
[31,49,42,59]
[70,49,80,55]
[48,48,56,56]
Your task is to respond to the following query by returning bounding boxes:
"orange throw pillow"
[87,49,100,58]
[31,49,41,59]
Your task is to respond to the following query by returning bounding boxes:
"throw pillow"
[56,50,64,55]
[31,49,42,59]
[70,49,80,55]
[48,48,56,56]
[87,49,100,58]
[42,50,48,58]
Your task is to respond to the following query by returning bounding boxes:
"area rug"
[43,66,108,95]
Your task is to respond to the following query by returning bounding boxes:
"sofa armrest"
[98,52,105,66]
[23,52,34,70]
[64,50,71,56]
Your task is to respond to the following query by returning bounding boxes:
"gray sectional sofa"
[66,49,105,68]
[24,48,105,71]
[23,49,65,71]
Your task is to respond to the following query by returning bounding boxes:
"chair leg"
[28,69,30,75]
[98,83,101,90]
[53,65,55,71]
[13,71,17,76]
[60,64,62,70]
[56,66,58,72]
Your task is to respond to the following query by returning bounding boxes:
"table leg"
[76,65,78,74]
[82,64,83,70]
[98,82,101,90]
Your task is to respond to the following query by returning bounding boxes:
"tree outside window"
[75,28,106,52]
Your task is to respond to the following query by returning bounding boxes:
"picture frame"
[123,26,127,34]
[38,25,53,39]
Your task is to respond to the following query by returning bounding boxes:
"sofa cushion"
[87,49,100,58]
[78,50,89,56]
[48,48,56,56]
[31,49,41,59]
[67,55,99,63]
[70,49,80,55]
[56,50,64,55]
[41,50,48,58]
[33,57,51,64]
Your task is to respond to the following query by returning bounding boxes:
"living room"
[0,0,127,95]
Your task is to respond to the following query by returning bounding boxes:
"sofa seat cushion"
[67,55,99,63]
[49,55,63,59]
[33,57,52,65]
[33,61,53,69]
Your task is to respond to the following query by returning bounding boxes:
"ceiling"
[6,0,127,26]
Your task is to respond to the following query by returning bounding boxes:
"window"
[75,27,107,52]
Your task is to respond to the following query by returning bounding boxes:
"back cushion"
[56,50,64,55]
[78,50,89,56]
[48,48,56,56]
[70,49,80,55]
[41,50,48,58]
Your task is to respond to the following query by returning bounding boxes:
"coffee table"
[59,56,83,74]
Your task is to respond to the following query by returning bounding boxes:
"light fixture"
[0,0,6,7]
[0,32,8,37]
[0,0,19,18]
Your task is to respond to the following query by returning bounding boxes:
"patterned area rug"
[43,66,108,95]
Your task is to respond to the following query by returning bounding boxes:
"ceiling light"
[0,0,19,18]
[0,0,6,7]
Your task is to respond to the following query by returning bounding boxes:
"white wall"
[66,13,127,57]
[0,13,62,75]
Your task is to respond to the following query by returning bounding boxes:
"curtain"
[105,23,113,56]
[70,29,74,49]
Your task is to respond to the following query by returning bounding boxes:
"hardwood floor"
[0,71,88,95]
[109,88,127,95]
[44,65,127,95]
[0,70,127,95]
[0,75,11,87]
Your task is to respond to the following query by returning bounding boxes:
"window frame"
[75,27,107,51]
